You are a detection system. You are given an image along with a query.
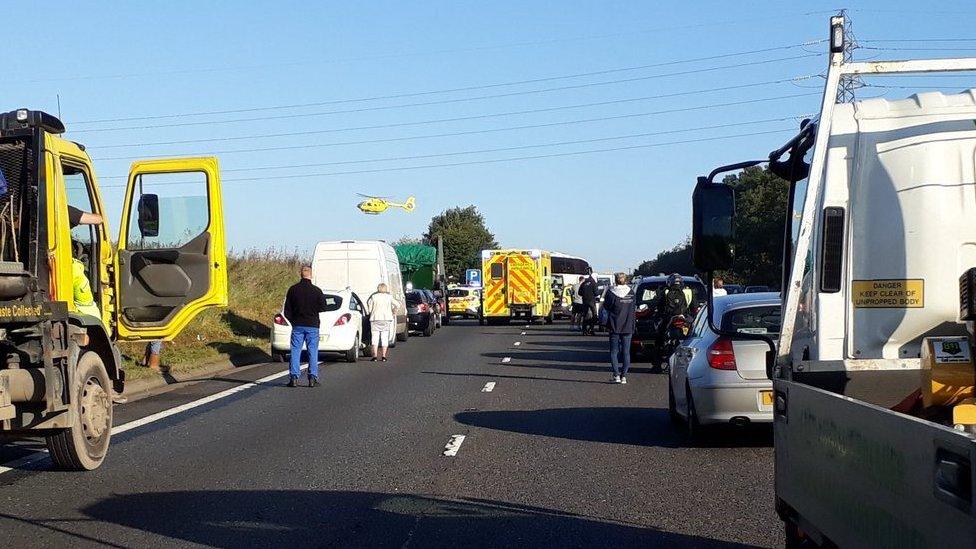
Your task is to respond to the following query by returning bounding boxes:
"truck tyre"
[396,327,408,342]
[344,334,360,363]
[46,351,113,471]
[544,311,554,324]
[272,351,287,363]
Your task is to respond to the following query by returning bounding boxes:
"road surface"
[0,321,777,548]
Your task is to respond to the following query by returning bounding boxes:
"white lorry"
[692,16,976,547]
[311,240,408,343]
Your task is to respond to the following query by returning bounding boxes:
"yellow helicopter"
[356,194,416,215]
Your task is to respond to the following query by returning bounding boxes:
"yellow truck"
[0,109,228,469]
[480,249,553,324]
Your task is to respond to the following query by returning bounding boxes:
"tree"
[391,235,425,247]
[722,166,789,289]
[424,206,498,279]
[634,238,696,277]
[632,166,788,289]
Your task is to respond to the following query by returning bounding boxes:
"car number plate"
[760,390,773,406]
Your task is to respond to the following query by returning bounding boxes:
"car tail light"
[707,337,737,370]
[333,313,352,326]
[273,314,288,326]
[636,306,651,318]
[672,317,686,328]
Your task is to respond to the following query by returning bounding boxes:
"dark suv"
[406,290,438,337]
[631,275,707,359]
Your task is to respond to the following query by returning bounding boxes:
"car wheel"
[396,327,408,342]
[668,379,681,425]
[46,351,113,471]
[345,334,360,363]
[423,319,434,337]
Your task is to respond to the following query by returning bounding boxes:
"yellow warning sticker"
[852,279,924,308]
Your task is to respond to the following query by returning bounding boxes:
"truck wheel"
[397,327,408,342]
[46,351,113,471]
[272,351,287,363]
[345,334,360,363]
[544,311,554,325]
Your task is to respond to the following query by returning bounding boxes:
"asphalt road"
[0,320,777,548]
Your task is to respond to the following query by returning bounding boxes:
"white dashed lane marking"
[501,357,511,363]
[482,382,496,392]
[443,435,466,456]
[513,341,521,347]
[520,331,526,335]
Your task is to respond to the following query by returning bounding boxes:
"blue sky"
[7,1,976,271]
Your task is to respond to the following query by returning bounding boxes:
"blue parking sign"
[466,269,481,287]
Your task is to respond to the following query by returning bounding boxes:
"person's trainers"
[381,357,388,362]
[287,376,299,387]
[620,377,627,384]
[308,376,320,388]
[370,357,378,362]
[611,374,621,384]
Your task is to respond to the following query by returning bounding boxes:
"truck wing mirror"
[692,177,735,271]
[137,193,160,238]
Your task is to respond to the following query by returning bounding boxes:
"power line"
[89,89,816,151]
[72,41,826,124]
[100,128,797,188]
[23,10,838,86]
[99,116,807,177]
[90,79,818,159]
[861,38,976,43]
[69,54,821,133]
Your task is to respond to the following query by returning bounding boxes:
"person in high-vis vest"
[71,252,101,320]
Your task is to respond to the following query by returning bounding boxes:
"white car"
[271,289,371,363]
[668,292,780,438]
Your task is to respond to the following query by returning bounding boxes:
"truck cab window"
[127,171,209,250]
[62,163,99,295]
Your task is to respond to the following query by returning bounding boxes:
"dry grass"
[119,249,303,378]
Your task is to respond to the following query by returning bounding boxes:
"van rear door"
[115,157,227,340]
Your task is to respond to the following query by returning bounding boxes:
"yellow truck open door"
[114,157,228,340]
[505,253,538,307]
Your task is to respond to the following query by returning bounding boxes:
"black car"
[631,275,707,360]
[406,290,437,336]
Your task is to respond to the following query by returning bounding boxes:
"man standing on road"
[283,266,332,387]
[603,272,636,384]
[366,283,398,363]
[579,270,599,335]
[712,276,728,297]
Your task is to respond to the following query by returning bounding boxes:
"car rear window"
[721,305,781,335]
[637,283,663,304]
[448,289,469,298]
[323,294,343,311]
[406,292,423,305]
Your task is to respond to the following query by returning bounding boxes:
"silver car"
[667,292,780,438]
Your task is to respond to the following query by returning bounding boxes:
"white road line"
[520,331,526,336]
[501,357,511,363]
[482,382,496,392]
[513,341,521,347]
[524,325,530,329]
[0,364,307,476]
[443,434,466,456]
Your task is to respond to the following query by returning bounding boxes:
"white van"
[312,240,408,343]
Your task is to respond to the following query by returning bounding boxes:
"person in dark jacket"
[602,272,636,384]
[283,266,332,387]
[578,270,599,335]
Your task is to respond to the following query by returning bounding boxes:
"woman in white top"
[366,283,399,362]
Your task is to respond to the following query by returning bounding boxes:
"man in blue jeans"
[283,266,332,387]
[601,272,636,384]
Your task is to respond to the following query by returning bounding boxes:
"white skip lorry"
[692,16,976,548]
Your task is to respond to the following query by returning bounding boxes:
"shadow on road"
[79,490,760,548]
[455,407,772,449]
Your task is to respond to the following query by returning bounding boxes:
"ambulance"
[480,249,554,324]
